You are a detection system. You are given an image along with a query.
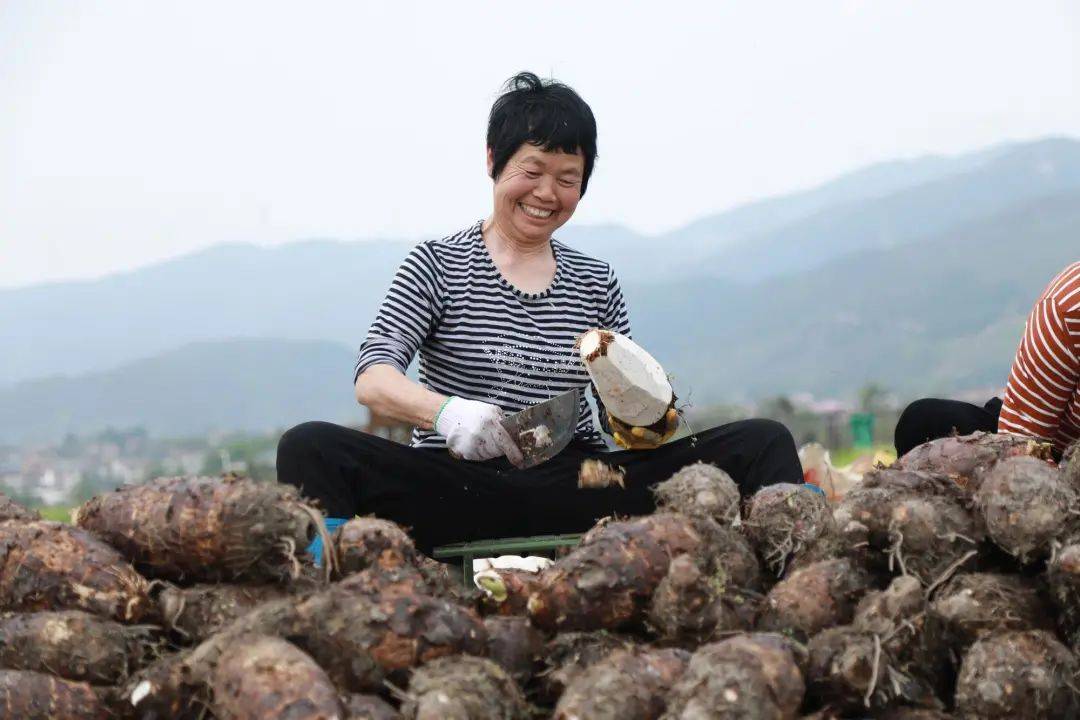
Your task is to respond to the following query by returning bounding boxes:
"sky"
[2,1,1078,289]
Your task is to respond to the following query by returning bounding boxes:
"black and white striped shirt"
[355,220,632,449]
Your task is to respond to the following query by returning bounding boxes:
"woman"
[277,72,803,554]
[895,261,1080,460]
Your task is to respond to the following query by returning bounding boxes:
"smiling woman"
[276,71,803,555]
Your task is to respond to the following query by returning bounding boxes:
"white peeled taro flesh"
[578,329,673,427]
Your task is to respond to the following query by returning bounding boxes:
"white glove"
[435,397,524,466]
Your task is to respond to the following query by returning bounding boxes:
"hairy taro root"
[73,474,320,583]
[743,482,833,575]
[210,635,344,720]
[158,583,290,643]
[895,430,1054,493]
[554,646,689,720]
[647,554,758,644]
[757,558,875,641]
[527,513,701,632]
[0,669,109,720]
[0,493,39,521]
[976,456,1075,562]
[929,572,1052,651]
[483,616,544,687]
[537,630,638,702]
[401,655,528,720]
[660,633,806,720]
[477,568,544,616]
[954,630,1079,719]
[0,610,158,684]
[652,462,741,525]
[336,516,418,576]
[342,693,402,720]
[0,520,152,622]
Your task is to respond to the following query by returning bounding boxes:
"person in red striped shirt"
[895,261,1080,460]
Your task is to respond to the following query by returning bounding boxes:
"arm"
[355,364,445,430]
[998,296,1080,452]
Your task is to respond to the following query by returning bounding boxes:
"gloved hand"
[435,397,524,466]
[607,404,680,450]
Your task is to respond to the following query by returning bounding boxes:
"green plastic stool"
[433,533,582,588]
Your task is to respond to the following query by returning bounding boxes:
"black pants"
[277,419,802,555]
[894,397,1002,457]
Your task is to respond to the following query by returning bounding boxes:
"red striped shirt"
[999,261,1080,454]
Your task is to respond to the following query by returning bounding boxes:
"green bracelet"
[433,396,455,430]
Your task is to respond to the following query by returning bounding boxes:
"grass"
[35,506,73,523]
[830,445,897,467]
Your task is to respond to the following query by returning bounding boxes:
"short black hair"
[487,71,598,197]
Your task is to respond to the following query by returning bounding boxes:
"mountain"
[0,339,362,444]
[628,192,1080,402]
[8,138,1074,388]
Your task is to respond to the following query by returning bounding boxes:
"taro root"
[660,633,805,720]
[975,456,1075,562]
[954,630,1079,719]
[743,483,833,575]
[527,513,701,632]
[896,431,1054,493]
[554,646,689,720]
[0,669,109,720]
[336,516,418,576]
[834,468,980,581]
[477,568,544,616]
[0,520,152,622]
[1064,441,1079,488]
[537,630,638,703]
[73,474,320,583]
[652,462,741,525]
[1047,540,1080,645]
[343,693,402,720]
[483,616,544,687]
[158,583,290,642]
[758,558,875,641]
[210,635,343,720]
[0,610,158,684]
[806,626,916,712]
[929,573,1051,651]
[0,493,39,521]
[400,655,528,720]
[127,584,487,715]
[579,459,626,489]
[416,556,470,601]
[647,554,757,644]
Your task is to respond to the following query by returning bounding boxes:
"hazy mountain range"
[2,137,1078,444]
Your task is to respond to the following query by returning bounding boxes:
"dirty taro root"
[210,635,344,720]
[0,520,152,622]
[342,693,402,720]
[400,655,527,720]
[834,468,980,582]
[757,558,875,641]
[0,669,109,720]
[954,630,1079,719]
[483,616,544,687]
[743,482,833,575]
[929,572,1052,651]
[661,633,806,720]
[1047,538,1080,644]
[976,456,1076,563]
[537,630,638,703]
[895,431,1054,493]
[73,474,319,583]
[652,462,741,525]
[128,583,487,715]
[477,568,545,616]
[0,492,39,521]
[647,554,758,644]
[0,610,158,684]
[554,646,688,720]
[158,583,291,643]
[336,516,418,576]
[527,513,701,632]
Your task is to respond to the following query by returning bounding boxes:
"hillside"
[0,339,362,444]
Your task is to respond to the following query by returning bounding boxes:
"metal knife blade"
[500,388,580,468]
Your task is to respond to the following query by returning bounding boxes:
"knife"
[500,388,581,468]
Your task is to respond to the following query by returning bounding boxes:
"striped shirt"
[998,261,1080,455]
[354,220,631,449]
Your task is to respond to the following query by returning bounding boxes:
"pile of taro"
[2,431,1080,719]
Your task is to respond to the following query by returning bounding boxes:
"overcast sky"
[2,1,1078,288]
